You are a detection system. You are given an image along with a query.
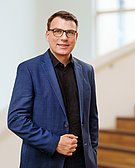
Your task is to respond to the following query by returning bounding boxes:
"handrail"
[92,42,135,72]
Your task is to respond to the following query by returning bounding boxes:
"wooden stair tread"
[99,130,135,148]
[117,117,135,121]
[98,161,135,168]
[98,115,135,167]
[116,117,135,131]
[99,129,135,135]
[98,143,135,153]
[98,145,135,167]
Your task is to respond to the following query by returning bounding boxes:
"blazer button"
[64,123,68,128]
[84,143,87,146]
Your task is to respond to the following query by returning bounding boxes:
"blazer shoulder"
[20,53,45,66]
[17,51,50,72]
[73,57,94,71]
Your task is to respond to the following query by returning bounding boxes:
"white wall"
[93,43,135,129]
[0,0,92,113]
[0,0,42,111]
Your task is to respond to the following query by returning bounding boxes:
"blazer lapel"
[73,58,84,124]
[41,52,66,116]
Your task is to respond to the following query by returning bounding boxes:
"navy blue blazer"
[8,50,98,168]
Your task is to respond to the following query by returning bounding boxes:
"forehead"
[50,17,77,30]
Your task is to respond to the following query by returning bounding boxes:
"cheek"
[70,40,76,47]
[48,38,57,46]
[47,34,56,43]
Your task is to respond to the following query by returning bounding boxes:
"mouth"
[57,44,69,47]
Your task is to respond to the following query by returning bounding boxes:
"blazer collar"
[42,51,84,123]
[73,58,84,123]
[41,51,66,116]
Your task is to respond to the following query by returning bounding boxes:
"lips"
[57,44,69,47]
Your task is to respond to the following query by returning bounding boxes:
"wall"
[92,42,135,129]
[1,0,41,111]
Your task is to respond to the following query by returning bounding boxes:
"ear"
[76,32,78,40]
[45,30,49,41]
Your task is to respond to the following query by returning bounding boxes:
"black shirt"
[48,49,83,151]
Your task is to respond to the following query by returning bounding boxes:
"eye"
[68,30,75,35]
[66,30,76,37]
[54,29,63,34]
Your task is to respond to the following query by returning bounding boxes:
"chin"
[57,51,70,56]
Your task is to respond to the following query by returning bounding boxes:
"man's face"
[46,17,78,59]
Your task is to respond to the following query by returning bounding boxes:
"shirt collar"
[48,49,74,68]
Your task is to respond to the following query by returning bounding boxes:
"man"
[8,10,98,168]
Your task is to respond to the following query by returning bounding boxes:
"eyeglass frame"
[48,28,77,38]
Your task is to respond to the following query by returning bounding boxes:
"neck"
[56,56,70,66]
[50,50,70,66]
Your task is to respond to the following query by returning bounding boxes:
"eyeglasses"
[48,28,77,38]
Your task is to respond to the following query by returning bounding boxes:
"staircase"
[98,112,135,168]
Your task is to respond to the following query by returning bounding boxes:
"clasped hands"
[56,134,78,156]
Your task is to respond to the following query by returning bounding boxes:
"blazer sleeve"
[8,63,60,156]
[89,66,99,151]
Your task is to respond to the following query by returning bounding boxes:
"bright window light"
[96,0,135,56]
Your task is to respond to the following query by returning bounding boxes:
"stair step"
[98,144,135,167]
[98,162,135,168]
[117,117,135,131]
[99,143,135,152]
[99,129,135,148]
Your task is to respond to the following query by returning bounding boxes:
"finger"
[70,138,78,145]
[66,147,77,156]
[65,134,78,139]
[66,152,73,156]
[69,143,77,150]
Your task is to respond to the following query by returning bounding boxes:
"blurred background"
[0,0,135,167]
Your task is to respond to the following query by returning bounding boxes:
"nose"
[61,32,68,39]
